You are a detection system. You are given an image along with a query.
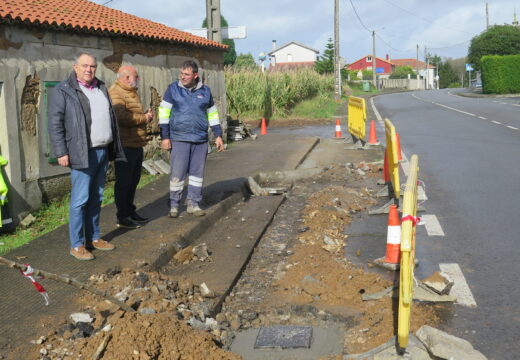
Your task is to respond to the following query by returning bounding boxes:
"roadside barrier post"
[397,154,420,349]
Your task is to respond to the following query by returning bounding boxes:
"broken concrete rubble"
[416,325,488,360]
[421,271,454,295]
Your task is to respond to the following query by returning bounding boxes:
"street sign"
[184,26,247,40]
[465,64,474,72]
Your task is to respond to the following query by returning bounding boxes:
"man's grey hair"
[75,53,97,65]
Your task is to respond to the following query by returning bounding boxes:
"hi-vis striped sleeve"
[158,100,173,124]
[207,105,220,126]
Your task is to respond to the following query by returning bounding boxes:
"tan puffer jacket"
[109,80,147,148]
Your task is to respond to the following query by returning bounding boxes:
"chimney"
[272,40,277,51]
[386,54,389,61]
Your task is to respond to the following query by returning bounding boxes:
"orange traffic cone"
[384,204,401,264]
[334,118,342,138]
[368,120,378,144]
[396,132,402,161]
[260,117,267,135]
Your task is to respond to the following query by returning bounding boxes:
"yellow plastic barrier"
[384,118,400,200]
[347,96,366,140]
[397,154,420,349]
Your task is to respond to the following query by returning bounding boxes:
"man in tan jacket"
[109,65,153,229]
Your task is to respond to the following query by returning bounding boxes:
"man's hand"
[215,136,225,152]
[57,155,69,167]
[161,139,172,150]
[145,108,153,123]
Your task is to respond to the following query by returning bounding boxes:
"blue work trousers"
[169,141,208,208]
[69,148,108,248]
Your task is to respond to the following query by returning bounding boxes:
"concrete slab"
[254,326,312,349]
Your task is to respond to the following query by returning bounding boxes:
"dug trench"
[24,141,443,360]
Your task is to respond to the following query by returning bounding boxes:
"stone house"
[0,0,227,224]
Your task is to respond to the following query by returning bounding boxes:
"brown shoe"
[70,246,94,261]
[92,239,115,251]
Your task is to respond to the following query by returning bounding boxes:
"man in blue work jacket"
[159,60,224,218]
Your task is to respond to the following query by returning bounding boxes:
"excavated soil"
[29,161,439,359]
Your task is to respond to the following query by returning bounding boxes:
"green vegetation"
[389,65,415,79]
[481,54,520,94]
[468,25,520,71]
[288,93,340,120]
[225,67,334,119]
[234,53,257,69]
[0,172,161,255]
[315,38,334,74]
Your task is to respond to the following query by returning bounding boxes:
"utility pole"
[486,3,489,29]
[206,0,222,42]
[416,44,419,88]
[372,31,377,89]
[334,0,341,100]
[425,46,429,89]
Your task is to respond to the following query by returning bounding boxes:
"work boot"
[92,239,115,251]
[168,207,179,218]
[117,217,142,229]
[187,204,205,216]
[70,246,94,261]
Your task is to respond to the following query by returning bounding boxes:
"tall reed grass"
[225,67,334,118]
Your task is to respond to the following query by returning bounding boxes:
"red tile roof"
[0,0,227,50]
[391,58,435,69]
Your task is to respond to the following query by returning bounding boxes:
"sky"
[92,0,519,64]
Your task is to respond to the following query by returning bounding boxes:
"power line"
[102,0,114,5]
[348,0,371,33]
[382,0,473,35]
[428,39,471,50]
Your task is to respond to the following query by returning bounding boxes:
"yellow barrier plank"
[397,154,419,349]
[348,96,366,140]
[384,118,400,199]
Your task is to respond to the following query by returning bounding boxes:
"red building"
[347,55,394,75]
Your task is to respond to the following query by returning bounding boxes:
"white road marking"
[492,120,502,124]
[434,103,476,117]
[422,214,444,236]
[439,263,477,307]
[370,97,384,126]
[400,151,410,177]
[512,104,520,107]
[478,116,487,120]
[507,125,519,130]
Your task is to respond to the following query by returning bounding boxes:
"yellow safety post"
[384,118,400,200]
[0,155,8,227]
[347,96,367,140]
[397,154,420,349]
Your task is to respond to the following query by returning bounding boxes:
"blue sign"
[465,64,474,72]
[376,67,385,74]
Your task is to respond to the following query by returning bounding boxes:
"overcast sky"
[94,0,519,63]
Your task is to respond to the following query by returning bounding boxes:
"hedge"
[481,54,520,94]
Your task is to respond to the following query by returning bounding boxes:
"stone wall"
[0,23,226,222]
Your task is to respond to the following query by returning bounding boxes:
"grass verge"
[0,172,161,255]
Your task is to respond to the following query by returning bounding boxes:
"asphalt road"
[373,89,520,359]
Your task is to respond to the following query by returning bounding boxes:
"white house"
[268,41,319,70]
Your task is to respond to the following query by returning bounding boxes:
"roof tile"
[0,0,226,49]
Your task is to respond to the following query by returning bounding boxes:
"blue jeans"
[69,148,108,248]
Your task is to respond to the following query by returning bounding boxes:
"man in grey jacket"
[48,53,125,260]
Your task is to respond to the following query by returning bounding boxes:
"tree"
[202,15,237,65]
[468,25,520,70]
[234,53,257,69]
[438,62,459,88]
[315,38,334,74]
[389,65,415,79]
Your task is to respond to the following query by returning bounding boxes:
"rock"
[69,313,93,324]
[200,282,215,298]
[230,318,241,330]
[414,282,456,302]
[189,318,210,331]
[416,325,488,360]
[139,308,156,315]
[134,272,149,287]
[215,313,227,322]
[205,318,219,331]
[191,302,211,321]
[323,235,335,246]
[300,275,325,296]
[356,168,366,176]
[240,310,257,321]
[298,226,310,233]
[105,266,121,277]
[36,336,46,345]
[174,246,194,263]
[114,286,131,302]
[178,279,194,294]
[20,214,36,228]
[192,243,209,261]
[75,322,94,338]
[421,271,454,295]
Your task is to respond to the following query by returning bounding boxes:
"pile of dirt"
[30,269,240,360]
[221,162,439,355]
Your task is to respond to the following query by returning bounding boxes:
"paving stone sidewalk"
[0,134,318,358]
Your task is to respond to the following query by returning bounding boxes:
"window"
[287,53,292,62]
[366,56,372,62]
